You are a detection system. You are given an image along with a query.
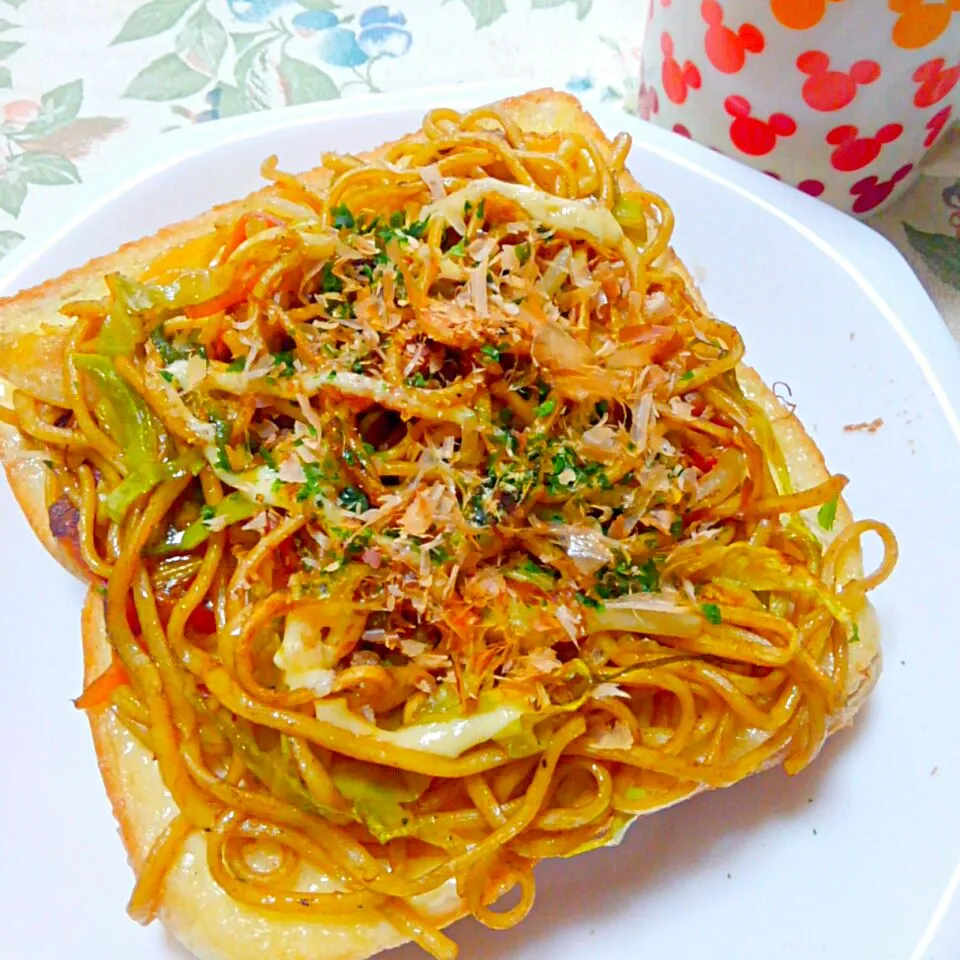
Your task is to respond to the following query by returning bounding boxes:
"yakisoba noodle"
[2,100,896,957]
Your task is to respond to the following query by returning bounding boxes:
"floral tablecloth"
[0,0,957,337]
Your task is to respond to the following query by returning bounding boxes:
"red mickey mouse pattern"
[798,180,826,197]
[701,0,765,74]
[724,95,797,156]
[850,163,914,214]
[912,56,960,107]
[646,1,954,216]
[797,51,881,111]
[661,32,702,104]
[826,123,903,172]
[924,104,953,147]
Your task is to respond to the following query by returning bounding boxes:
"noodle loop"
[4,101,896,958]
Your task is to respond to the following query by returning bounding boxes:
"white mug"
[638,0,960,216]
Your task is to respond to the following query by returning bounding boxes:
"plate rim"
[1,80,959,960]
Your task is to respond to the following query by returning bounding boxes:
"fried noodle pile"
[0,103,897,957]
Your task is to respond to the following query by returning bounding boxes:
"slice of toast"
[0,89,881,960]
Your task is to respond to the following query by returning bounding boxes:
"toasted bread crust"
[77,361,879,960]
[4,89,880,960]
[0,423,90,581]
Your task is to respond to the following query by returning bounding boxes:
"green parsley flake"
[331,204,355,230]
[595,558,660,600]
[321,262,343,294]
[378,213,429,247]
[297,463,323,503]
[272,351,296,377]
[150,326,185,365]
[701,602,722,625]
[210,412,232,471]
[338,486,370,514]
[345,527,373,556]
[407,217,429,239]
[636,558,660,592]
[535,398,556,418]
[575,592,603,610]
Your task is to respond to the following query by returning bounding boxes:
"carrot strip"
[74,656,130,710]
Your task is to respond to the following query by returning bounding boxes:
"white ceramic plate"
[1,82,958,960]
